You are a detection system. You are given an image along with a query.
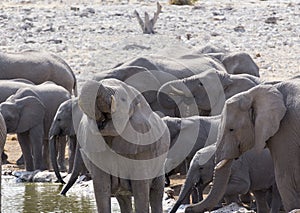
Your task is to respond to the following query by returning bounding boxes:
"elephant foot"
[16,155,24,165]
[1,151,10,164]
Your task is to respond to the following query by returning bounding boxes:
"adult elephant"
[0,82,70,171]
[75,79,170,212]
[117,45,259,77]
[185,79,300,212]
[0,113,7,211]
[170,145,281,213]
[0,50,77,96]
[158,70,261,116]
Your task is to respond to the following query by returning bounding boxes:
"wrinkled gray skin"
[49,98,89,193]
[76,79,170,213]
[158,70,261,116]
[162,116,219,183]
[94,45,259,117]
[118,45,259,77]
[171,146,281,213]
[0,113,7,211]
[187,79,300,212]
[49,99,78,175]
[0,50,77,96]
[0,82,70,171]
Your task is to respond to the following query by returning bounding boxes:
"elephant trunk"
[185,159,233,213]
[170,166,201,213]
[79,80,115,119]
[61,145,86,195]
[50,135,65,184]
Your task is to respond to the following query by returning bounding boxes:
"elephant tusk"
[49,135,55,140]
[110,95,116,113]
[215,159,229,170]
[169,85,185,96]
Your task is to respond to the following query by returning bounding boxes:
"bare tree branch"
[134,2,162,34]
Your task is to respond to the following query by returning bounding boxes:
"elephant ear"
[16,96,46,133]
[196,143,217,166]
[241,85,286,152]
[222,52,259,77]
[217,71,233,89]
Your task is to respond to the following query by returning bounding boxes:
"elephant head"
[157,70,232,116]
[0,95,45,133]
[78,79,169,172]
[185,84,286,212]
[221,52,260,77]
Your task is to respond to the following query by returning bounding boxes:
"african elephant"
[49,98,77,174]
[158,70,261,116]
[186,79,300,212]
[94,45,259,117]
[0,112,7,211]
[76,79,170,212]
[0,50,77,96]
[49,98,89,190]
[0,82,70,171]
[117,45,259,77]
[170,145,281,213]
[162,115,219,185]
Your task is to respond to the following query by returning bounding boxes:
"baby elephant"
[170,145,282,213]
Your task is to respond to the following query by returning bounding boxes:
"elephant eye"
[229,128,234,132]
[57,118,61,122]
[199,82,203,86]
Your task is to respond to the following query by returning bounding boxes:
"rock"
[265,16,277,24]
[234,25,245,32]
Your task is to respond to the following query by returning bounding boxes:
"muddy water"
[2,176,98,213]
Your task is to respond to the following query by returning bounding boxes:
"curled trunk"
[185,160,233,212]
[50,135,65,184]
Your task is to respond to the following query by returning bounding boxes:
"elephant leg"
[28,124,45,170]
[131,180,150,213]
[16,154,24,165]
[57,136,67,172]
[252,190,269,213]
[116,195,133,213]
[41,138,49,170]
[91,167,111,213]
[269,183,282,213]
[67,136,77,173]
[149,176,164,213]
[17,132,34,171]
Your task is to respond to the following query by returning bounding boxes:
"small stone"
[256,53,261,57]
[234,25,245,32]
[213,16,226,21]
[265,17,277,24]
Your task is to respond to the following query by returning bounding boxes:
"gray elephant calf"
[49,98,89,190]
[76,79,170,213]
[170,145,281,213]
[0,82,70,171]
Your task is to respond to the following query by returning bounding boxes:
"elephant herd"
[0,45,299,213]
